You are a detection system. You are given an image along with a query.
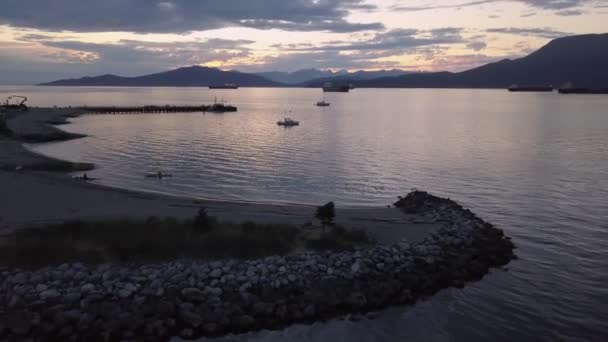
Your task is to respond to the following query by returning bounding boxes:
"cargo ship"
[508,84,553,92]
[209,84,239,89]
[322,82,350,92]
[557,88,608,94]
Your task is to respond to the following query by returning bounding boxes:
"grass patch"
[305,226,374,252]
[0,216,372,267]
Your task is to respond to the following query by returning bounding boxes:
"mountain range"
[40,33,608,89]
[256,69,411,84]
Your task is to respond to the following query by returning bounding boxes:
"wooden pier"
[79,104,237,114]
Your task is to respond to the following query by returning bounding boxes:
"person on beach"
[83,173,88,181]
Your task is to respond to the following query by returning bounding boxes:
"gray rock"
[210,269,222,278]
[180,328,194,339]
[117,289,131,299]
[81,283,95,293]
[36,284,49,292]
[40,289,61,300]
[203,322,218,334]
[179,310,203,327]
[181,288,205,302]
[236,315,255,329]
[11,272,27,284]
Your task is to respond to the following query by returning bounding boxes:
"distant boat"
[508,84,553,92]
[322,82,349,92]
[209,84,239,89]
[558,88,608,94]
[316,93,330,106]
[277,118,299,127]
[277,111,299,127]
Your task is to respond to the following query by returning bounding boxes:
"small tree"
[315,202,335,233]
[193,208,213,233]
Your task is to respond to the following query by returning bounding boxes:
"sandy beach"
[0,108,439,242]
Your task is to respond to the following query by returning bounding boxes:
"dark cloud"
[555,9,585,14]
[278,28,465,52]
[486,27,571,38]
[391,0,604,12]
[0,0,383,33]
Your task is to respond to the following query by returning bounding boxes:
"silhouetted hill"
[40,66,282,87]
[40,34,608,89]
[350,33,608,88]
[258,68,409,84]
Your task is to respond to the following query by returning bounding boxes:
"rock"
[81,283,95,293]
[303,304,316,317]
[209,287,223,297]
[181,288,205,302]
[203,322,218,334]
[235,315,255,329]
[73,271,87,281]
[210,269,222,278]
[351,262,361,273]
[117,289,131,299]
[12,272,27,284]
[40,289,61,300]
[346,292,367,308]
[179,328,194,339]
[36,284,49,292]
[179,310,203,327]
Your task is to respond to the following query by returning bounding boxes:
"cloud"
[7,35,256,77]
[391,0,604,12]
[0,0,383,33]
[467,41,488,51]
[277,28,466,52]
[486,27,571,38]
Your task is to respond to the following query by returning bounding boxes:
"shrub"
[315,201,335,232]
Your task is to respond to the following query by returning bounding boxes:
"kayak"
[72,176,100,181]
[145,173,173,178]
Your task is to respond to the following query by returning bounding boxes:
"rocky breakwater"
[0,191,515,340]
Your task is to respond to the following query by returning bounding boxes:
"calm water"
[5,86,608,341]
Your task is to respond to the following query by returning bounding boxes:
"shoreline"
[0,106,515,340]
[0,108,439,245]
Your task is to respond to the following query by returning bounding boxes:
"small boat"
[277,118,299,127]
[316,93,330,107]
[146,172,173,179]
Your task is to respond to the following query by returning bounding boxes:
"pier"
[79,104,237,114]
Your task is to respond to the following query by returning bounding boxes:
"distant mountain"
[39,34,608,89]
[348,33,608,89]
[257,68,410,84]
[40,66,282,87]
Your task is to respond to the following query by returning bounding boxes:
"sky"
[0,0,607,84]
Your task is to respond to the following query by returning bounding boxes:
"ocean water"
[4,86,608,341]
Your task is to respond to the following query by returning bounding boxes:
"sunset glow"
[1,0,607,83]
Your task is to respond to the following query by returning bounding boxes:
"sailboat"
[316,93,330,107]
[277,110,299,127]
